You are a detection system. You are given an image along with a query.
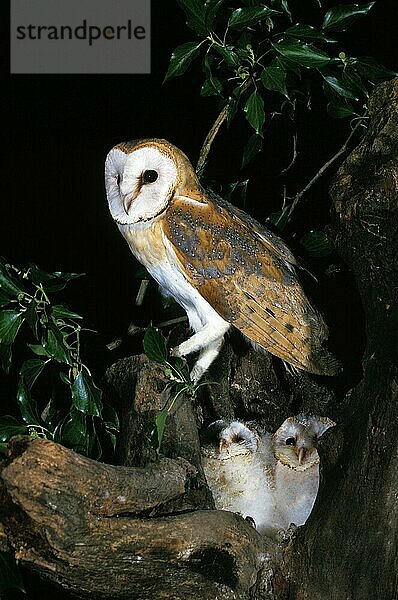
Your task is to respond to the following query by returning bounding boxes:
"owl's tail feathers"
[307,346,343,376]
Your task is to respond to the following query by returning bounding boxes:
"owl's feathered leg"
[170,319,230,383]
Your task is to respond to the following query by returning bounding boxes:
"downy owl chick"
[201,415,335,538]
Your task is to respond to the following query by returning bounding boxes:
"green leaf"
[242,133,263,168]
[322,75,358,99]
[0,415,28,443]
[354,57,398,83]
[103,404,120,432]
[28,343,49,357]
[244,91,265,135]
[61,410,87,452]
[52,305,83,321]
[272,40,330,68]
[228,6,279,29]
[17,379,41,425]
[71,371,103,417]
[29,264,84,292]
[176,0,207,35]
[25,299,39,337]
[300,230,333,256]
[0,290,11,307]
[0,260,24,297]
[327,103,356,118]
[154,408,168,454]
[20,358,46,389]
[205,0,225,28]
[267,204,292,231]
[0,551,26,593]
[284,23,336,43]
[0,344,12,374]
[43,321,72,365]
[322,2,375,32]
[88,421,102,460]
[227,96,238,126]
[0,310,24,345]
[260,62,288,98]
[201,54,222,96]
[164,42,202,81]
[211,44,239,67]
[143,326,168,364]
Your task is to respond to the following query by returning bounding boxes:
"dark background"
[1,0,396,397]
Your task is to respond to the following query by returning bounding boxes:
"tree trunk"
[1,78,397,599]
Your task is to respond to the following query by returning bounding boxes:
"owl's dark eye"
[285,437,295,446]
[142,169,158,184]
[116,174,121,186]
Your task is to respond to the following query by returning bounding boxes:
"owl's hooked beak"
[295,446,306,465]
[122,190,139,215]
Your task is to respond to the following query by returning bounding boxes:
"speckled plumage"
[105,138,341,382]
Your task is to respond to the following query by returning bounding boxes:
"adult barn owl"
[105,138,341,382]
[201,415,335,537]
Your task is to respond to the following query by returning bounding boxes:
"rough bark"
[0,436,274,599]
[0,79,397,599]
[271,78,398,600]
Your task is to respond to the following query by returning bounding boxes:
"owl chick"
[201,420,275,533]
[105,138,341,383]
[201,415,335,538]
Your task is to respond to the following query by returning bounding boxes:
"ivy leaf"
[201,54,222,96]
[267,204,292,231]
[211,44,239,67]
[354,57,398,83]
[0,551,26,593]
[154,408,168,454]
[0,260,24,297]
[322,2,375,32]
[0,344,12,374]
[327,103,356,118]
[300,230,333,256]
[0,290,11,307]
[52,305,83,321]
[272,40,330,68]
[244,91,265,136]
[261,62,288,98]
[0,415,28,442]
[227,96,238,126]
[164,42,202,81]
[143,326,168,364]
[28,343,49,357]
[204,0,225,28]
[20,359,46,389]
[0,310,24,345]
[16,379,41,425]
[25,299,39,337]
[284,23,336,43]
[71,371,103,417]
[176,0,207,35]
[61,410,87,453]
[322,75,358,100]
[103,404,120,432]
[43,322,72,365]
[242,133,263,168]
[88,421,102,460]
[29,264,84,292]
[228,6,279,29]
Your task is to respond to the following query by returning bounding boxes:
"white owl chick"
[270,414,335,534]
[201,420,274,532]
[201,415,335,538]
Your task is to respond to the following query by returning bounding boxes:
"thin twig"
[279,132,298,176]
[196,104,229,178]
[286,116,366,221]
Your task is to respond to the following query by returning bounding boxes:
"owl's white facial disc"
[105,146,177,225]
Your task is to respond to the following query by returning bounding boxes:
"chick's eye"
[142,169,158,184]
[285,437,295,446]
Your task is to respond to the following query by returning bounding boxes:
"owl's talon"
[170,346,181,358]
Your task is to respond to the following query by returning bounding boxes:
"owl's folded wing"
[163,195,341,375]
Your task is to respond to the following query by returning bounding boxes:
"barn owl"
[201,415,335,537]
[105,138,341,382]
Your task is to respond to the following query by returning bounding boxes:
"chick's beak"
[294,446,306,465]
